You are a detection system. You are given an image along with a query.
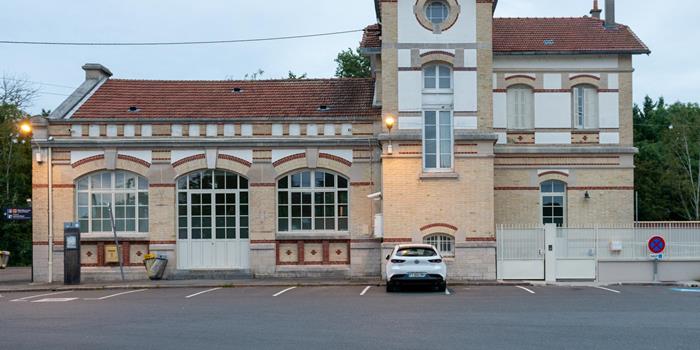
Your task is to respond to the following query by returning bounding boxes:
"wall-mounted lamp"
[385,114,396,155]
[584,191,591,200]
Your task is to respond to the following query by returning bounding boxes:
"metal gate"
[497,226,545,280]
[555,228,596,280]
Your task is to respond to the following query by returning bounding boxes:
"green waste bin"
[143,254,168,280]
[0,251,10,269]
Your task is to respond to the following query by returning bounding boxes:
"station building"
[30,0,648,281]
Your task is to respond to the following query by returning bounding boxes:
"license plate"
[408,272,427,278]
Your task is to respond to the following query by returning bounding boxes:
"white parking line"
[185,288,222,299]
[84,289,146,301]
[11,290,73,302]
[32,298,79,303]
[273,287,296,297]
[445,288,451,295]
[516,286,536,294]
[360,286,371,296]
[593,286,621,294]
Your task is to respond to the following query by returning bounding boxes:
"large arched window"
[423,64,452,90]
[424,233,455,257]
[76,171,149,233]
[507,85,534,130]
[277,170,349,233]
[541,180,566,227]
[572,85,599,129]
[176,170,249,240]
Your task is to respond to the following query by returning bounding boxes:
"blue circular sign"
[648,236,666,254]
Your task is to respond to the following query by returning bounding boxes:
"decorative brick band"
[319,153,352,167]
[383,238,412,243]
[149,240,177,245]
[33,184,75,189]
[494,187,539,191]
[150,184,176,188]
[453,67,477,71]
[250,183,276,187]
[251,240,277,244]
[218,154,252,167]
[172,154,206,168]
[72,155,105,168]
[569,74,601,81]
[505,74,536,81]
[466,237,497,242]
[419,50,455,58]
[538,171,570,178]
[569,186,634,191]
[272,153,306,167]
[117,154,151,168]
[420,223,458,232]
[350,182,374,187]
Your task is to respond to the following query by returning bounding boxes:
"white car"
[385,244,447,292]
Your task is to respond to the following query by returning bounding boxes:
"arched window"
[424,233,455,257]
[277,170,349,233]
[423,64,452,90]
[425,1,449,24]
[176,170,249,241]
[572,85,599,129]
[76,171,149,233]
[507,85,534,130]
[541,180,566,227]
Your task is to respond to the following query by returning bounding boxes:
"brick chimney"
[605,0,616,29]
[590,0,602,19]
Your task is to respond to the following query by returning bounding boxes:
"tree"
[1,75,38,109]
[334,48,371,78]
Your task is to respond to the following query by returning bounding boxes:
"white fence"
[497,223,700,282]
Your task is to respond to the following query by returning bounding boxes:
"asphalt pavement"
[2,284,700,349]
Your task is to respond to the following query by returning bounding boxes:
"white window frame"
[75,171,149,234]
[572,85,599,129]
[425,1,449,24]
[140,124,152,137]
[424,234,455,257]
[423,64,453,91]
[423,110,454,171]
[507,85,535,130]
[540,180,567,227]
[277,170,350,234]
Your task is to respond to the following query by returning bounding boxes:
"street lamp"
[385,114,396,155]
[19,121,33,136]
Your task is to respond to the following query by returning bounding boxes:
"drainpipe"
[47,147,53,283]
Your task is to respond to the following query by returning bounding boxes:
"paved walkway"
[0,267,31,285]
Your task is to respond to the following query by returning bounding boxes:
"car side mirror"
[385,254,391,261]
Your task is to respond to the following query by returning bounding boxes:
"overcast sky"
[0,0,696,115]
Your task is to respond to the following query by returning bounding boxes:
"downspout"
[47,147,53,283]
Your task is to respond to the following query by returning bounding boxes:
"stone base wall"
[32,245,64,283]
[381,242,496,281]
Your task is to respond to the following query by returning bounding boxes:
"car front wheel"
[386,281,395,293]
[437,281,447,292]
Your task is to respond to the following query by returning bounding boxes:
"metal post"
[47,147,53,283]
[635,191,639,222]
[107,204,125,281]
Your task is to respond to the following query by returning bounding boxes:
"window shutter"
[584,87,599,129]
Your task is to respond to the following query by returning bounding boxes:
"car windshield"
[396,247,437,257]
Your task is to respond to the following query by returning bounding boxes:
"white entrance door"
[497,227,545,280]
[176,170,250,270]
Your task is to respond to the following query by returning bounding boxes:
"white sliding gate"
[497,226,545,280]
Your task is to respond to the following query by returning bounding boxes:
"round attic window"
[426,1,449,24]
[415,0,460,33]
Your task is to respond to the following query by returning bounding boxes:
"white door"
[177,170,250,270]
[497,227,545,280]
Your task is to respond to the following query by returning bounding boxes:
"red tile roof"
[360,17,649,55]
[71,78,380,119]
[493,17,649,54]
[360,24,381,51]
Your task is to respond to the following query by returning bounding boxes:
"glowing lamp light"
[385,114,396,132]
[19,121,33,135]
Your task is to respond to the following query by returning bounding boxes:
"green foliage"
[634,97,700,220]
[0,103,32,266]
[334,48,371,78]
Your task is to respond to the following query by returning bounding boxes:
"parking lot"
[2,284,700,349]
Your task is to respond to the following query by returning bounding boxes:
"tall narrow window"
[277,170,349,233]
[541,180,566,227]
[423,64,452,90]
[507,85,534,130]
[573,85,599,129]
[424,111,453,170]
[75,171,149,233]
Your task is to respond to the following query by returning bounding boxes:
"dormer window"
[232,87,243,93]
[318,105,330,112]
[128,106,140,113]
[426,1,449,24]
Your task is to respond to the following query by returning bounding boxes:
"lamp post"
[385,114,396,155]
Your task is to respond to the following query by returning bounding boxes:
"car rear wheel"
[386,281,395,293]
[437,281,447,292]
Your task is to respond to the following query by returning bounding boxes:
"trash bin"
[143,253,168,280]
[0,251,9,269]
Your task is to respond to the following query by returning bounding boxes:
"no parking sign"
[648,236,666,259]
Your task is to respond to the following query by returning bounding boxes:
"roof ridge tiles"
[108,77,374,83]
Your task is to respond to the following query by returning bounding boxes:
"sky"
[0,0,697,115]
